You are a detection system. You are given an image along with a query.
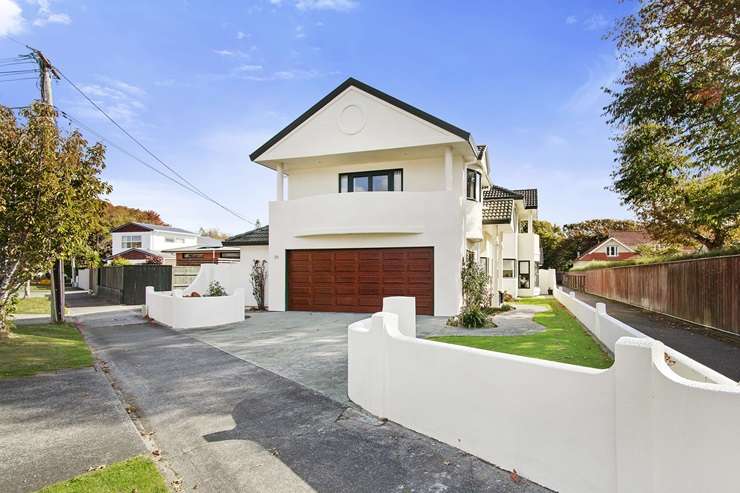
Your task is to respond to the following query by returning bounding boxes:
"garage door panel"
[287,248,433,315]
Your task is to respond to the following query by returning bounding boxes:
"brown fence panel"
[562,272,586,292]
[97,265,172,305]
[573,255,739,335]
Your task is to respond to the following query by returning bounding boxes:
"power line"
[57,108,257,227]
[52,66,252,224]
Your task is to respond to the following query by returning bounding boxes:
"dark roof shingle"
[513,189,538,209]
[222,225,269,246]
[482,185,523,201]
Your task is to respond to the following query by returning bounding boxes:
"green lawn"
[0,323,94,378]
[429,297,613,369]
[36,456,168,493]
[15,296,52,314]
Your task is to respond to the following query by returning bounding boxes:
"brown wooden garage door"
[287,247,434,315]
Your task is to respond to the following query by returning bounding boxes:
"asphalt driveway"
[81,318,550,492]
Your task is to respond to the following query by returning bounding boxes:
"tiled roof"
[482,199,513,224]
[104,247,168,260]
[513,189,538,209]
[222,225,269,246]
[482,185,523,201]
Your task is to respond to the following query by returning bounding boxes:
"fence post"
[594,302,606,339]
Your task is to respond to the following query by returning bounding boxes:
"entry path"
[82,318,550,493]
[570,290,740,381]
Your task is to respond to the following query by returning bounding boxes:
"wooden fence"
[97,265,172,304]
[561,255,740,335]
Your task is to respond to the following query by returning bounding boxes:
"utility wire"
[58,108,257,227]
[53,67,252,224]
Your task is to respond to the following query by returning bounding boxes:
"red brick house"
[573,230,654,268]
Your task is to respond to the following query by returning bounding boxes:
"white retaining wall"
[348,297,740,493]
[145,286,245,329]
[553,287,735,385]
[537,268,556,294]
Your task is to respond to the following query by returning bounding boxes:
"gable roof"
[111,222,196,235]
[482,199,513,224]
[607,230,653,248]
[222,225,269,246]
[250,77,475,162]
[104,247,167,261]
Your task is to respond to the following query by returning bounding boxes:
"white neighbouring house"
[107,222,200,265]
[224,78,545,316]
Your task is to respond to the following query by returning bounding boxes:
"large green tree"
[606,0,739,249]
[0,103,110,336]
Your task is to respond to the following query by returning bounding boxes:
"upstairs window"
[339,169,402,193]
[466,169,481,201]
[519,220,529,233]
[606,245,619,257]
[122,235,142,249]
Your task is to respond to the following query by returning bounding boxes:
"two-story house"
[226,78,541,316]
[107,222,200,265]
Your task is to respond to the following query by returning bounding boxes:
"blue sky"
[1,0,635,235]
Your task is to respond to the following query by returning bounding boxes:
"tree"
[605,0,739,249]
[534,219,643,271]
[611,123,739,249]
[198,227,230,240]
[0,103,110,336]
[250,260,267,310]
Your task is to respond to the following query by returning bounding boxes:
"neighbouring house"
[162,238,241,266]
[107,222,200,265]
[572,230,654,269]
[222,77,543,316]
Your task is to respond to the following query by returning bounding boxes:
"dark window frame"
[338,168,403,193]
[502,258,515,278]
[182,253,203,259]
[479,256,489,274]
[219,251,241,259]
[518,260,530,289]
[466,168,481,202]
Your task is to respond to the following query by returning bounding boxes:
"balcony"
[270,191,463,239]
[518,233,541,262]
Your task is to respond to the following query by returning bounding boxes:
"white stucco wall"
[111,231,197,255]
[348,298,740,493]
[76,268,91,291]
[185,245,269,308]
[268,190,466,316]
[145,286,245,329]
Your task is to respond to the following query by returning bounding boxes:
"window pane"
[353,176,369,192]
[467,170,475,199]
[340,175,348,193]
[393,170,402,191]
[502,259,514,278]
[372,174,389,191]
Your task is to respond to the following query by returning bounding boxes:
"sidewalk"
[569,290,740,381]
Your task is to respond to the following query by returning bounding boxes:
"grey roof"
[113,222,197,235]
[222,225,269,246]
[196,236,223,247]
[513,189,538,209]
[161,244,239,253]
[482,185,523,201]
[482,199,513,224]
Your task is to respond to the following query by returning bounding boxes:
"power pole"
[33,49,65,323]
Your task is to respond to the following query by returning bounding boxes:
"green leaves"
[0,102,110,330]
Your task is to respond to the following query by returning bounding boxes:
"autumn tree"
[606,0,739,249]
[0,103,110,336]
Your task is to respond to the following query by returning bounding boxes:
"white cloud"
[234,64,262,72]
[29,0,70,27]
[565,15,577,25]
[563,54,622,114]
[0,0,24,36]
[295,25,305,39]
[236,30,247,39]
[295,0,357,11]
[213,48,254,58]
[584,13,608,31]
[544,134,567,146]
[67,77,147,125]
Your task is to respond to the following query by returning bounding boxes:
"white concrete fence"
[348,296,740,493]
[145,286,245,329]
[185,263,267,308]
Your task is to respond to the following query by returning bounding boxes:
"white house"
[108,222,200,265]
[225,78,541,316]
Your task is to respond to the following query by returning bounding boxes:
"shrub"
[460,305,491,328]
[461,257,490,308]
[250,260,267,310]
[144,255,163,265]
[110,258,130,266]
[207,281,227,297]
